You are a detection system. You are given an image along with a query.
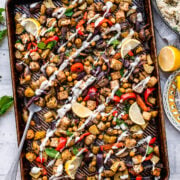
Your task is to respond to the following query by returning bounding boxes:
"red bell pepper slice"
[113,142,124,148]
[128,50,134,56]
[112,110,118,117]
[71,63,84,72]
[36,156,45,163]
[99,18,113,26]
[84,87,98,101]
[144,88,156,107]
[56,137,67,151]
[100,142,124,151]
[77,132,91,143]
[113,96,121,103]
[120,93,136,102]
[83,12,87,20]
[121,113,129,120]
[136,95,150,112]
[144,153,153,161]
[79,147,88,153]
[27,42,32,50]
[28,42,38,53]
[149,137,156,145]
[136,175,142,180]
[45,36,59,44]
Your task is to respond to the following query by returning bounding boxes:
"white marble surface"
[0,0,179,180]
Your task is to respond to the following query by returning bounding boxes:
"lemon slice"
[65,156,82,179]
[176,76,180,91]
[158,46,180,72]
[121,39,141,58]
[129,102,145,125]
[21,18,40,36]
[72,102,92,118]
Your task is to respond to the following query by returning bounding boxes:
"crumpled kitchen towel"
[151,0,180,48]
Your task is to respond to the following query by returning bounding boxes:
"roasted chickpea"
[102,64,107,71]
[25,152,36,162]
[67,76,73,82]
[75,38,82,48]
[24,87,35,97]
[26,129,35,140]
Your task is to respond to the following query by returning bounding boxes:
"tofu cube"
[110,59,123,70]
[58,91,68,100]
[57,71,66,82]
[50,138,59,148]
[110,80,119,90]
[111,71,121,80]
[143,64,154,74]
[87,100,97,110]
[142,111,152,121]
[147,76,158,87]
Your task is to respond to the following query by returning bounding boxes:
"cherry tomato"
[71,63,84,72]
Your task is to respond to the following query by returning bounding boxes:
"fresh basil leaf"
[66,130,73,137]
[0,8,5,23]
[0,29,7,41]
[46,27,55,33]
[120,67,124,76]
[65,8,73,17]
[0,96,13,115]
[0,8,5,14]
[47,40,57,49]
[147,146,154,155]
[124,103,130,114]
[65,51,70,57]
[16,39,22,44]
[38,42,46,49]
[72,146,79,155]
[116,89,122,97]
[45,148,60,158]
[108,76,112,80]
[110,39,120,47]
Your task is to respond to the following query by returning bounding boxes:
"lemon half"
[65,156,82,179]
[72,102,92,118]
[158,46,180,72]
[121,39,141,58]
[21,18,40,36]
[129,102,145,125]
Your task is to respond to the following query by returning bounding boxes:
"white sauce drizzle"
[95,1,113,27]
[106,85,119,104]
[104,150,113,164]
[30,2,39,9]
[117,131,129,142]
[141,136,152,161]
[87,14,100,24]
[98,166,104,180]
[121,56,140,81]
[132,76,150,92]
[52,7,66,19]
[30,167,42,174]
[115,147,127,156]
[40,62,49,74]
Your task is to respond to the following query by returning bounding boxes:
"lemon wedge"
[158,46,180,72]
[176,76,180,91]
[65,156,82,179]
[21,18,40,36]
[121,39,141,58]
[72,102,92,118]
[129,102,145,125]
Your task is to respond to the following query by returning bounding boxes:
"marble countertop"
[0,0,179,179]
